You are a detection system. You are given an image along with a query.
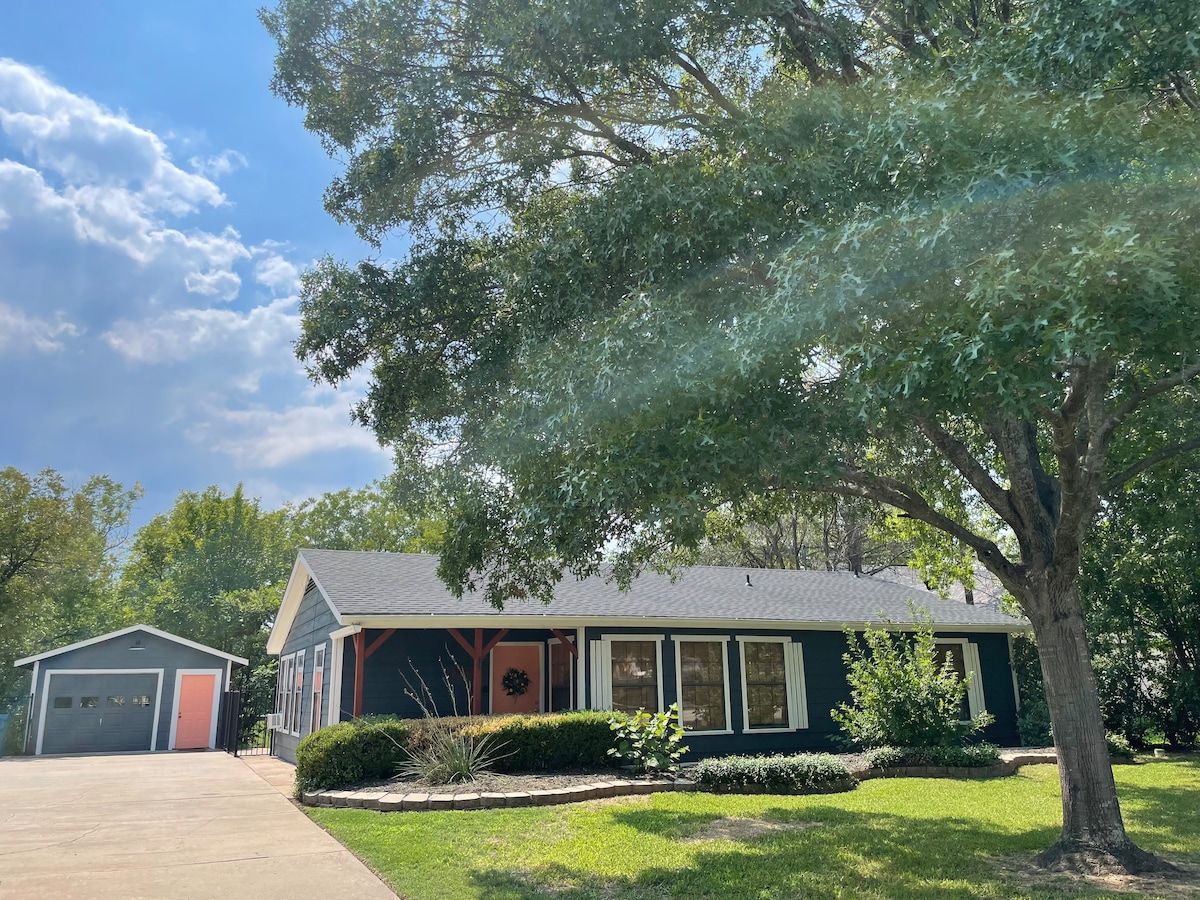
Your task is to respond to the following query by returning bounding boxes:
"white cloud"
[103,296,301,365]
[0,58,250,292]
[189,149,247,180]
[0,301,79,353]
[190,399,388,468]
[253,252,301,294]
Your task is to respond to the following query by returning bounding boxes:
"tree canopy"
[267,0,1200,872]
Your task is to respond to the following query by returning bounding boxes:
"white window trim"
[673,636,733,736]
[934,637,986,719]
[310,643,327,736]
[327,637,345,727]
[488,641,545,714]
[168,668,224,751]
[290,649,305,736]
[590,634,665,714]
[276,653,295,731]
[36,668,165,756]
[735,636,809,733]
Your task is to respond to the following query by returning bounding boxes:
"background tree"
[289,471,445,553]
[1082,455,1200,750]
[267,0,1200,873]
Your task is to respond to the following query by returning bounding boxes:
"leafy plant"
[607,703,689,774]
[832,612,994,749]
[865,744,1001,769]
[1106,732,1136,761]
[693,753,852,793]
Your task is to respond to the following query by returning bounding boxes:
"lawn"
[307,759,1200,900]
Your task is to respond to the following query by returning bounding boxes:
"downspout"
[24,661,38,753]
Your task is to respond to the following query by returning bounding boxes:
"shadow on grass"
[464,806,1069,900]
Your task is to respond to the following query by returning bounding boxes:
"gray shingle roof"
[299,549,1025,630]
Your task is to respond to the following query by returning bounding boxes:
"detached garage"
[13,625,247,756]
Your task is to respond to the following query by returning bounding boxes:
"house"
[13,624,247,756]
[260,549,1022,763]
[266,549,1028,763]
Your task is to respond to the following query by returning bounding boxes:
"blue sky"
[0,2,398,524]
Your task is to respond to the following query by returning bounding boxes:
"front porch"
[339,626,582,721]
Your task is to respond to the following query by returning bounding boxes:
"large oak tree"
[266,0,1199,873]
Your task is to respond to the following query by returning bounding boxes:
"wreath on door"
[502,667,530,697]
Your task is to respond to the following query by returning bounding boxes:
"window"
[290,649,305,735]
[310,644,326,735]
[107,696,125,707]
[80,696,99,708]
[53,696,72,709]
[934,640,986,719]
[132,695,152,707]
[277,654,295,730]
[736,637,809,732]
[674,639,731,733]
[590,637,664,714]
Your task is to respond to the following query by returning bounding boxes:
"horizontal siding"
[274,582,340,763]
[27,631,233,754]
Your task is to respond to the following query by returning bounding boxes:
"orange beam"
[550,628,578,658]
[365,628,396,659]
[480,628,510,657]
[352,630,365,718]
[447,628,474,656]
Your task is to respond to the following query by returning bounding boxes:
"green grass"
[307,759,1200,899]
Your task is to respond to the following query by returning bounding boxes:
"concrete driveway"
[0,751,397,900]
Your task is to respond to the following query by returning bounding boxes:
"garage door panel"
[42,674,158,755]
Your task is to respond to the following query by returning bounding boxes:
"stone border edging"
[298,749,1060,812]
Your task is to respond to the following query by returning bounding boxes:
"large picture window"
[674,639,730,733]
[610,640,660,713]
[736,637,809,732]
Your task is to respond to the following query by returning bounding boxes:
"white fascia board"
[339,614,1030,634]
[266,553,341,655]
[14,624,248,668]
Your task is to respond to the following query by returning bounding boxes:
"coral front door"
[491,644,542,714]
[175,673,216,749]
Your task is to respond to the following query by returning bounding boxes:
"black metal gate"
[216,690,273,757]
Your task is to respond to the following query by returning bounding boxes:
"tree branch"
[1103,436,1200,494]
[913,415,1021,530]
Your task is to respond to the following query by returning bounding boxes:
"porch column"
[352,630,365,718]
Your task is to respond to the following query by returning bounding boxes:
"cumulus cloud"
[190,399,388,468]
[0,58,250,290]
[253,252,301,295]
[0,301,79,353]
[103,296,301,364]
[189,149,247,180]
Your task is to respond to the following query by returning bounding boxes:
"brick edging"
[299,750,1061,812]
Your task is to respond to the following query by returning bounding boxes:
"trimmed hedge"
[693,753,853,793]
[865,743,1000,769]
[407,710,622,772]
[295,717,410,792]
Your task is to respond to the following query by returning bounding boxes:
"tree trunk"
[1026,582,1174,873]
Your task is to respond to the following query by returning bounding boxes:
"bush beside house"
[693,753,853,793]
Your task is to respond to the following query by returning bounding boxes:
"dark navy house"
[267,550,1028,764]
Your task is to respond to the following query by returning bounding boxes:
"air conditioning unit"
[266,712,286,730]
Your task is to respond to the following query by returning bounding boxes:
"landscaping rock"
[503,791,533,807]
[401,792,430,811]
[481,792,507,809]
[454,793,482,810]
[428,794,456,811]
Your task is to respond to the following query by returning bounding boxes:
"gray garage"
[14,625,247,756]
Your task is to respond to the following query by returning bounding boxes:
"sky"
[0,1,399,524]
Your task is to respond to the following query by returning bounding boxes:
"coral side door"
[490,644,542,715]
[176,674,216,749]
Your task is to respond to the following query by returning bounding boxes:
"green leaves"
[607,703,690,774]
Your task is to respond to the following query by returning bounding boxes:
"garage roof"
[13,624,249,667]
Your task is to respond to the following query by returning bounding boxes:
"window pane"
[80,696,99,708]
[678,642,727,731]
[53,696,72,709]
[612,684,658,714]
[744,642,790,730]
[132,695,152,707]
[107,696,125,707]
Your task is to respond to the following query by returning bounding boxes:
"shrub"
[399,726,505,784]
[693,753,852,793]
[864,743,1001,769]
[832,612,994,749]
[295,717,410,792]
[407,710,622,772]
[1106,732,1136,760]
[608,703,689,774]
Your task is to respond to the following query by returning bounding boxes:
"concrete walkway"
[0,751,397,900]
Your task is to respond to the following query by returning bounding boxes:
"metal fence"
[216,690,273,757]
